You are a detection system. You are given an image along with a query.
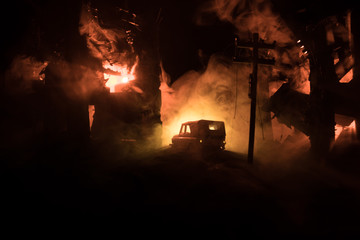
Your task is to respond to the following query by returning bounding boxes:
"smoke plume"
[160,0,312,158]
[161,55,251,153]
[79,3,137,73]
[4,55,47,95]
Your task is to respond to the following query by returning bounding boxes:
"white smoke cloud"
[161,54,251,153]
[200,0,294,44]
[160,0,312,158]
[79,3,137,69]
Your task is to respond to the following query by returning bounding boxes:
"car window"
[180,125,185,134]
[185,125,191,134]
[210,122,224,131]
[180,124,191,135]
[209,124,218,130]
[207,122,225,136]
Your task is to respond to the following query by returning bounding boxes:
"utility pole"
[233,33,276,164]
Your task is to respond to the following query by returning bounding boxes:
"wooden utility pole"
[233,33,276,164]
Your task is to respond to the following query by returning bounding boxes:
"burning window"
[103,60,137,92]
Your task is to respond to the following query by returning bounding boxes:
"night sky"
[1,1,360,238]
[1,0,356,82]
[0,0,237,84]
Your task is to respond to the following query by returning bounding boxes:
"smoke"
[43,54,104,100]
[200,0,311,93]
[160,0,312,159]
[4,55,48,95]
[79,3,137,71]
[208,0,313,159]
[200,0,294,44]
[78,2,162,153]
[161,54,251,153]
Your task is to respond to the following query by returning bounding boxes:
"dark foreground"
[1,138,360,238]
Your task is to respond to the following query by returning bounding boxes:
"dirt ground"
[1,137,360,238]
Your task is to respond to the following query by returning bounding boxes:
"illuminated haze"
[160,0,311,156]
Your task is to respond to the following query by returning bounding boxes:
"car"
[171,119,226,151]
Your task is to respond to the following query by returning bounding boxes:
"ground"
[1,137,360,238]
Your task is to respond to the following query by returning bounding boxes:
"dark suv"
[171,120,226,151]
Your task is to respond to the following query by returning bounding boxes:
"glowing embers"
[339,68,353,83]
[88,105,95,131]
[334,114,357,142]
[334,124,343,141]
[348,120,357,133]
[104,62,137,93]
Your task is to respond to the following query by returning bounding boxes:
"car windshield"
[180,124,191,134]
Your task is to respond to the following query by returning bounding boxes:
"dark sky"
[0,0,235,81]
[0,0,356,81]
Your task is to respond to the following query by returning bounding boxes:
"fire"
[88,105,95,130]
[334,124,344,141]
[339,68,353,83]
[335,120,357,141]
[103,60,137,93]
[79,3,139,93]
[348,120,357,132]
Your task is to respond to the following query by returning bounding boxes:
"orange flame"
[334,124,344,141]
[103,59,137,93]
[79,3,138,93]
[335,120,357,142]
[348,120,357,132]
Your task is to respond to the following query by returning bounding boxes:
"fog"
[160,0,312,161]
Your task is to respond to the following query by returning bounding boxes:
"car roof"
[182,119,224,125]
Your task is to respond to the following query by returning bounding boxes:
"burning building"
[159,0,360,160]
[1,0,359,160]
[1,0,163,151]
[267,0,360,157]
[2,0,360,238]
